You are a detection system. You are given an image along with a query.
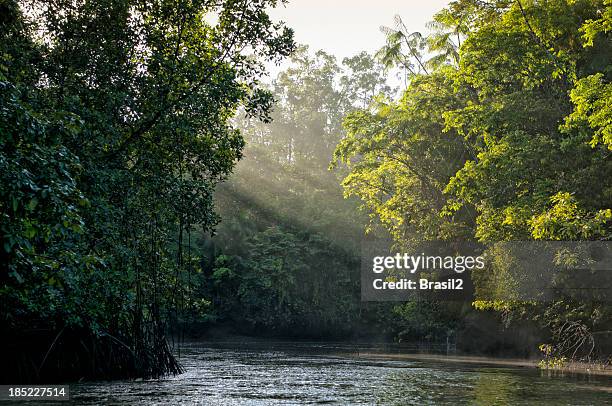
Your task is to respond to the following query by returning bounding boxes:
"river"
[70,342,612,405]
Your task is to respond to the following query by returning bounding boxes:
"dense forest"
[0,0,295,382]
[1,0,611,384]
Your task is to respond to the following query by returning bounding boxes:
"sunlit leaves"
[333,70,470,243]
[562,73,612,149]
[530,192,612,240]
[336,0,612,360]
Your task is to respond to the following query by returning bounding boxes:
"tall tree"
[204,47,393,337]
[1,0,294,382]
[335,0,612,361]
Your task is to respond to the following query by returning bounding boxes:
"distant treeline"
[203,0,612,366]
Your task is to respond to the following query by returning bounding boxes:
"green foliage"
[377,15,430,79]
[563,73,612,149]
[0,81,100,326]
[209,227,359,336]
[392,301,460,342]
[538,343,568,369]
[530,192,611,240]
[581,0,612,46]
[335,0,612,360]
[1,0,293,380]
[333,68,473,242]
[200,47,396,338]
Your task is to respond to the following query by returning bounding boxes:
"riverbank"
[356,352,612,378]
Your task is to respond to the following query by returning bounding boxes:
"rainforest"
[1,0,611,403]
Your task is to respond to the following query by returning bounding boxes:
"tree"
[202,47,395,338]
[332,68,473,243]
[1,0,294,382]
[334,0,612,361]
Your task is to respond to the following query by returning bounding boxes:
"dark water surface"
[69,342,612,405]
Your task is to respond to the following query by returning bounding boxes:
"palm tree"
[375,15,429,86]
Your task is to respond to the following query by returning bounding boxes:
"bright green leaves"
[334,70,471,243]
[443,0,611,247]
[338,0,611,248]
[530,192,612,240]
[580,0,612,47]
[334,0,612,358]
[563,73,612,149]
[445,130,571,241]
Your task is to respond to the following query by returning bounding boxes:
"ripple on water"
[70,343,612,405]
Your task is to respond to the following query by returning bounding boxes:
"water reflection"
[70,342,612,405]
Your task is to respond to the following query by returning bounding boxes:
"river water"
[70,342,612,405]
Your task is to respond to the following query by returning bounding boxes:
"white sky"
[268,0,452,62]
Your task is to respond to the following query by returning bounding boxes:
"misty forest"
[1,0,611,385]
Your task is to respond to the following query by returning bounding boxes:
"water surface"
[71,342,612,405]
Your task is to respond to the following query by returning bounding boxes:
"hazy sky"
[268,0,452,61]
